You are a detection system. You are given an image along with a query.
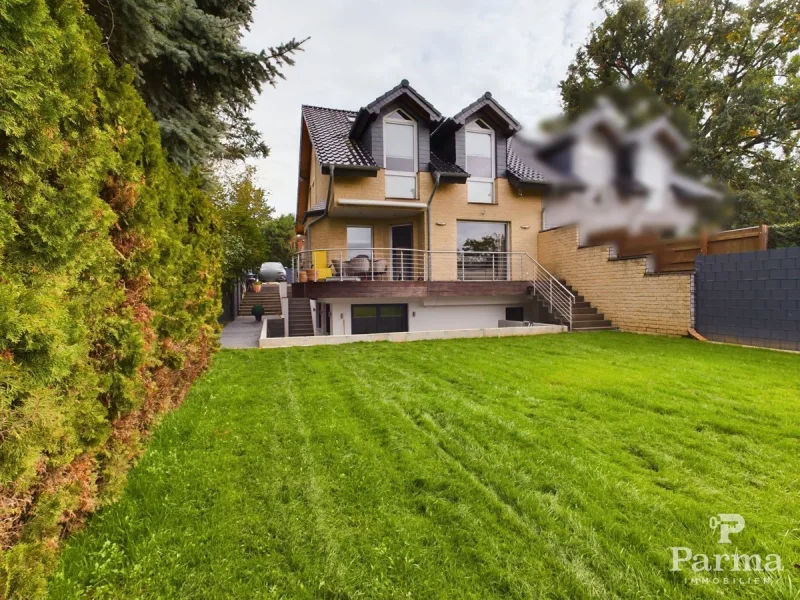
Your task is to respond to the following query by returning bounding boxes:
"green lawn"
[49,333,800,599]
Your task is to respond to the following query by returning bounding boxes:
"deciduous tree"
[560,0,800,226]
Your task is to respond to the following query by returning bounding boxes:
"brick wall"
[307,172,544,281]
[425,175,541,281]
[538,226,692,335]
[695,248,800,350]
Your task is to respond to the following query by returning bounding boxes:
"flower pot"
[298,271,308,283]
[255,314,262,322]
[253,283,262,293]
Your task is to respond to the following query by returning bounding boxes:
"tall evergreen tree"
[85,0,305,168]
[560,0,800,227]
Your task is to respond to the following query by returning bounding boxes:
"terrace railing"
[293,248,575,327]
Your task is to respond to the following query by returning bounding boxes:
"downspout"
[304,164,336,251]
[426,172,441,281]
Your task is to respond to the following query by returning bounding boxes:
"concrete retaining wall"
[259,324,566,349]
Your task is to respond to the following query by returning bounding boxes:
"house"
[291,81,717,337]
[526,98,722,244]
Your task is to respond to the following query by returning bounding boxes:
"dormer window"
[384,109,417,199]
[466,119,495,204]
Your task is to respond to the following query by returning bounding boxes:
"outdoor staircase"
[288,298,314,337]
[238,285,282,317]
[558,280,616,332]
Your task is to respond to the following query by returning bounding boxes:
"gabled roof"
[302,105,378,170]
[451,92,522,136]
[349,79,442,138]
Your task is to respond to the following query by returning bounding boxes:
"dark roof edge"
[350,79,442,138]
[452,92,522,135]
[431,168,469,179]
[320,163,379,175]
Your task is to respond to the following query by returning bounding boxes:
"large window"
[384,110,417,199]
[466,120,495,204]
[347,226,372,259]
[456,220,508,280]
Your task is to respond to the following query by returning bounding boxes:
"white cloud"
[242,0,601,215]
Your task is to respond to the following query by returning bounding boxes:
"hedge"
[0,0,222,597]
[768,222,800,249]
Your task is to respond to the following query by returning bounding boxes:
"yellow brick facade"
[538,226,692,335]
[304,171,543,282]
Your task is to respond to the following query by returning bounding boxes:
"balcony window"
[456,220,508,280]
[384,110,417,199]
[347,226,372,259]
[466,120,495,204]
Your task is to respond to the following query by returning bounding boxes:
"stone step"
[572,312,605,322]
[572,319,613,330]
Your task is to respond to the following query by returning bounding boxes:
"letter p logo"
[709,514,745,544]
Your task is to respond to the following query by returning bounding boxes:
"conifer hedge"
[0,0,222,596]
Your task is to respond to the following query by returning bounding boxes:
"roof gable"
[452,92,521,136]
[350,79,442,138]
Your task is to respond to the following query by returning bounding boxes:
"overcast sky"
[242,0,602,215]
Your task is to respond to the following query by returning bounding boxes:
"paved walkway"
[220,317,262,349]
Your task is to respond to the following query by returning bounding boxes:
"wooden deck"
[291,280,530,299]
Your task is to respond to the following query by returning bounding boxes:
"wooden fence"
[587,225,769,273]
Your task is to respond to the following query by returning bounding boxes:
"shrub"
[768,222,800,249]
[251,305,265,318]
[0,0,221,596]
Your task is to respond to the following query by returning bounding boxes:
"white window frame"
[383,110,418,200]
[466,120,495,204]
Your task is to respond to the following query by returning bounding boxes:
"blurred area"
[516,90,730,258]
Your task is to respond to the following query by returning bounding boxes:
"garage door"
[351,304,408,335]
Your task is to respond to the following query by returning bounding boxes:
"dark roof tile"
[506,139,546,182]
[506,138,585,188]
[302,105,377,168]
[429,153,468,177]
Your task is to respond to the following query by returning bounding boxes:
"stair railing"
[522,253,575,329]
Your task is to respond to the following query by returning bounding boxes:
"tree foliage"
[84,0,306,168]
[560,0,800,227]
[214,166,273,284]
[213,165,294,285]
[262,213,297,267]
[768,222,800,248]
[0,0,221,595]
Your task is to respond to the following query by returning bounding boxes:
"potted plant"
[251,279,263,293]
[251,304,265,322]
